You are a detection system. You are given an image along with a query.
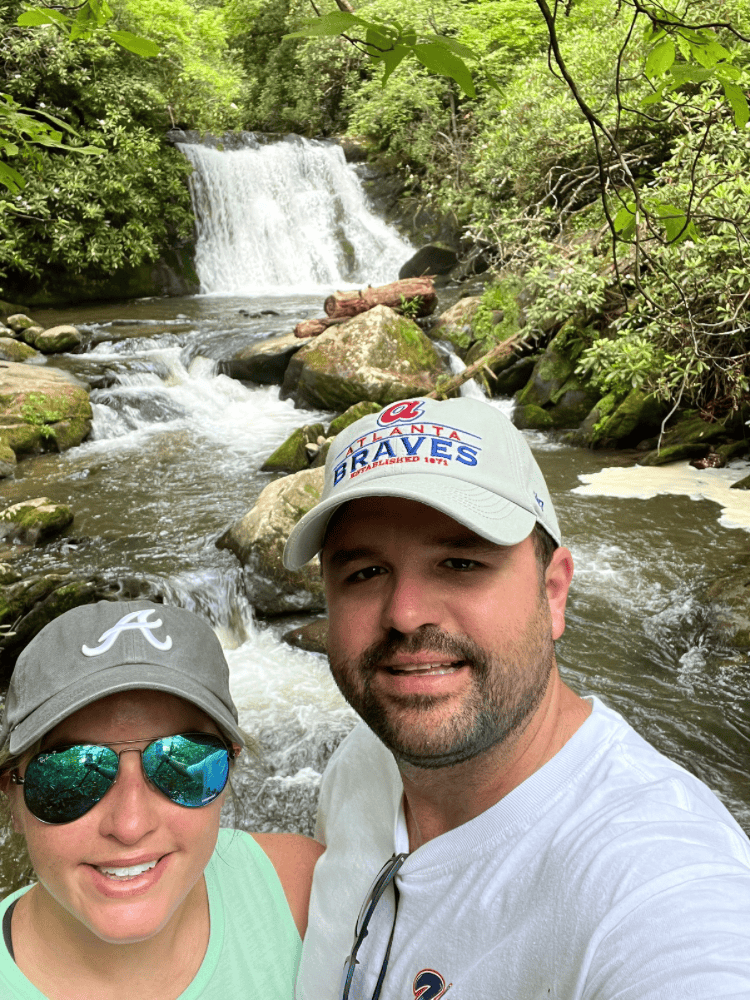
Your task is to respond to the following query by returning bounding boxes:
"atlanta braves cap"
[0,600,245,755]
[283,396,561,570]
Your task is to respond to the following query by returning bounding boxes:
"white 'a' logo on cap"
[82,609,173,657]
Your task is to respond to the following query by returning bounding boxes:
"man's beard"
[328,600,557,770]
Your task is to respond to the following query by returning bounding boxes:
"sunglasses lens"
[142,734,229,808]
[24,745,119,824]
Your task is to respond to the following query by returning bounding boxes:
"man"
[283,397,750,1000]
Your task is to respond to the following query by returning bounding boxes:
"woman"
[0,600,323,999]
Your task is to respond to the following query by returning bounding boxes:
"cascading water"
[177,134,414,294]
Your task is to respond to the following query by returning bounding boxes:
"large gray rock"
[216,467,326,615]
[399,244,458,279]
[5,314,37,333]
[280,305,445,411]
[0,362,92,455]
[219,331,302,385]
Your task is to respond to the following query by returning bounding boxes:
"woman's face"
[8,690,227,945]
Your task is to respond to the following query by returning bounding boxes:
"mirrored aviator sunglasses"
[12,733,234,825]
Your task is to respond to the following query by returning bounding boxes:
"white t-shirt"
[297,697,750,1000]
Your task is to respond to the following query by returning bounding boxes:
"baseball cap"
[0,600,245,755]
[283,397,561,570]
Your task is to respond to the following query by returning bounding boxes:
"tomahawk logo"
[82,609,173,657]
[377,399,426,427]
[413,969,450,999]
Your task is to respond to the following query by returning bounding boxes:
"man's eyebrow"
[324,547,380,569]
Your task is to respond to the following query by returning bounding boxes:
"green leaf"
[16,9,65,27]
[423,34,476,60]
[413,43,476,98]
[668,64,713,85]
[109,31,160,57]
[721,80,750,130]
[381,45,409,86]
[645,39,675,79]
[613,203,636,241]
[0,160,25,193]
[365,27,390,54]
[284,12,367,40]
[687,38,730,68]
[655,203,699,243]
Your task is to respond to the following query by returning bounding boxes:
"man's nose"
[380,569,443,635]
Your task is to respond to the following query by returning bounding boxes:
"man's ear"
[545,547,574,641]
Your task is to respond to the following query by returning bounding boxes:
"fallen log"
[427,333,525,399]
[293,317,350,339]
[324,277,437,319]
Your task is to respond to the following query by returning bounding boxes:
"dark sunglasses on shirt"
[12,732,235,825]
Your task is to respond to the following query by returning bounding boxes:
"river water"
[1,138,748,890]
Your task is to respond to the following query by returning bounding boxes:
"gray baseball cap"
[0,600,245,755]
[283,396,561,570]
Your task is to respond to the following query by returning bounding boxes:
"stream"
[1,137,748,890]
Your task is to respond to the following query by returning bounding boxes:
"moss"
[591,389,668,448]
[639,443,710,466]
[328,401,382,436]
[513,404,555,430]
[261,423,325,473]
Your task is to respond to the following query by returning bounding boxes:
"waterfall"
[177,134,414,295]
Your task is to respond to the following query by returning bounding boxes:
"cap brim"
[8,664,246,755]
[283,473,538,570]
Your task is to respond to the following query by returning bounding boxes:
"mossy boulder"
[216,466,326,615]
[33,325,82,354]
[20,326,45,346]
[327,401,382,437]
[515,321,588,409]
[6,314,37,334]
[429,296,482,354]
[280,305,445,411]
[513,404,555,430]
[0,440,15,479]
[261,423,326,473]
[0,576,107,677]
[704,548,750,650]
[0,362,92,456]
[0,497,74,547]
[0,337,38,362]
[492,356,539,397]
[589,388,670,448]
[639,412,739,466]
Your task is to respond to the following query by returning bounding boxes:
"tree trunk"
[427,333,524,399]
[324,277,437,319]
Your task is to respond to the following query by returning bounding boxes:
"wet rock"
[589,388,670,449]
[280,305,445,411]
[20,325,45,346]
[429,296,482,355]
[0,362,92,456]
[216,466,326,615]
[0,440,14,479]
[32,325,82,354]
[399,244,459,280]
[261,423,326,474]
[0,337,38,363]
[220,331,302,385]
[704,548,750,650]
[730,473,750,490]
[0,498,74,549]
[492,355,538,396]
[513,403,555,431]
[0,576,109,678]
[5,314,37,334]
[282,617,328,654]
[327,401,382,437]
[639,412,733,466]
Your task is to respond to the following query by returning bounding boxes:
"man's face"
[322,497,572,769]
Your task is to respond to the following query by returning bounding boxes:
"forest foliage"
[1,0,748,413]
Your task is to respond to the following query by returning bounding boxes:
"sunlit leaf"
[284,12,367,40]
[413,43,476,98]
[645,39,675,79]
[381,45,409,86]
[721,80,750,130]
[109,31,160,58]
[0,160,25,193]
